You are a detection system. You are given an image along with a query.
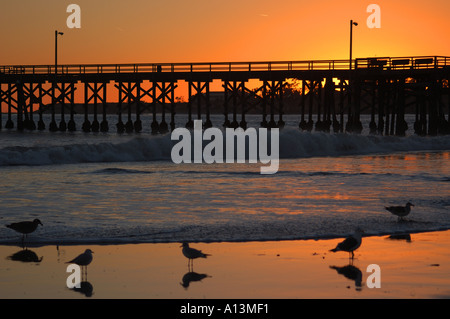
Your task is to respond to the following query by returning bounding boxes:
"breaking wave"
[0,128,449,166]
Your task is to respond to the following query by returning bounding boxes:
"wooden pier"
[0,56,449,135]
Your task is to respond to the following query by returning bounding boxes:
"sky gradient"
[1,0,449,65]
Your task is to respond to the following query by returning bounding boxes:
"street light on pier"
[349,20,358,70]
[55,30,64,75]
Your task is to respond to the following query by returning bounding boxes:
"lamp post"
[51,30,64,132]
[346,20,358,133]
[55,30,64,74]
[349,20,358,70]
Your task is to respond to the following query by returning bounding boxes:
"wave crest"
[0,128,449,166]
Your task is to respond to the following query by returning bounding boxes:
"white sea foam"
[0,127,449,166]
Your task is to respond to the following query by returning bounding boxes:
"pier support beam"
[114,82,137,133]
[83,82,108,133]
[5,83,17,129]
[138,81,178,134]
[21,83,40,130]
[369,81,377,135]
[395,78,407,136]
[49,81,58,132]
[260,80,284,129]
[68,82,76,131]
[223,80,246,129]
[377,80,386,135]
[299,80,319,131]
[186,80,212,129]
[58,83,67,132]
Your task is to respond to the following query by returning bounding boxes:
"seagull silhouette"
[8,249,43,263]
[66,249,94,273]
[385,202,414,220]
[330,228,364,259]
[329,264,363,290]
[6,219,43,241]
[181,242,210,269]
[180,271,210,289]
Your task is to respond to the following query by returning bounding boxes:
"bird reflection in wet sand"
[330,264,363,291]
[7,248,43,263]
[71,281,94,297]
[387,233,412,242]
[180,271,211,289]
[181,242,211,271]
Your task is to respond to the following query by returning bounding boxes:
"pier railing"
[1,56,448,75]
[355,56,449,70]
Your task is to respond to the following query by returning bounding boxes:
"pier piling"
[0,56,448,136]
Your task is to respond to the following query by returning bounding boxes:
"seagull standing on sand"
[330,228,364,259]
[181,242,210,269]
[385,202,414,220]
[5,219,43,241]
[66,249,94,275]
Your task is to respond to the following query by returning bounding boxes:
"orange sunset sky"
[1,0,450,66]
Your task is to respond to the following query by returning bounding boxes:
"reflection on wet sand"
[329,263,363,291]
[7,248,43,263]
[180,271,211,289]
[387,233,412,242]
[2,230,450,298]
[70,281,94,298]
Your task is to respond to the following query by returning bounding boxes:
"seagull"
[181,242,210,269]
[385,202,414,220]
[330,228,364,259]
[6,219,43,241]
[66,249,94,273]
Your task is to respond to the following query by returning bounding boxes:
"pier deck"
[1,56,449,135]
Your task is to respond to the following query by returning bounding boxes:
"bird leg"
[349,251,355,260]
[188,259,195,272]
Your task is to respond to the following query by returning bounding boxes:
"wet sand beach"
[1,230,449,299]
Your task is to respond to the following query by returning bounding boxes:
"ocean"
[1,114,449,245]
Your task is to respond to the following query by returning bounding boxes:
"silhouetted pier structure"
[1,56,449,135]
